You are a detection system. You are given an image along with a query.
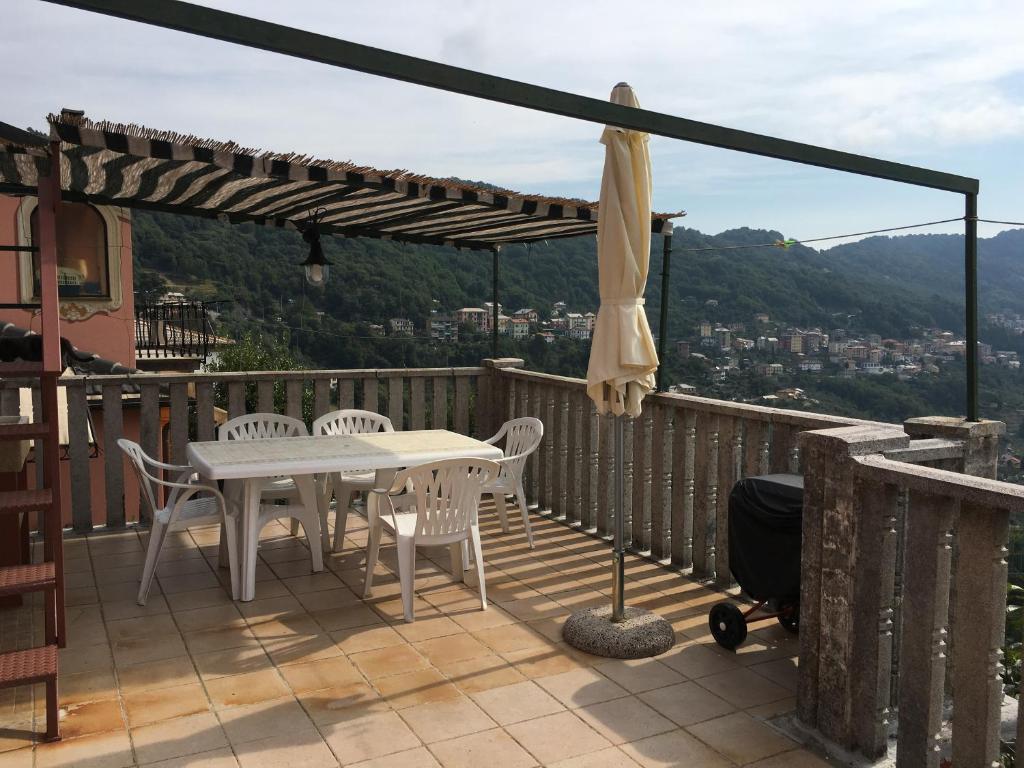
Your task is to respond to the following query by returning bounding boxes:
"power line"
[677,216,967,253]
[977,218,1024,227]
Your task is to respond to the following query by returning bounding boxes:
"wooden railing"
[798,421,1022,767]
[40,367,485,531]
[486,364,881,585]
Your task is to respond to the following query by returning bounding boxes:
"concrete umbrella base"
[562,605,675,659]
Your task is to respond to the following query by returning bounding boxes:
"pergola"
[0,110,682,371]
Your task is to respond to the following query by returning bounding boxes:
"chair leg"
[44,674,59,742]
[396,536,416,622]
[470,526,487,610]
[449,542,464,578]
[516,483,534,549]
[363,521,381,598]
[332,480,353,553]
[289,518,300,536]
[222,512,241,601]
[137,519,167,606]
[493,492,510,533]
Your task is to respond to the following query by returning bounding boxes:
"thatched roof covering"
[0,111,682,250]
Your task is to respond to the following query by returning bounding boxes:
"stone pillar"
[903,416,1004,479]
[797,424,910,760]
[480,358,523,438]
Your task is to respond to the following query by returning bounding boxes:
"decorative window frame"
[16,197,128,321]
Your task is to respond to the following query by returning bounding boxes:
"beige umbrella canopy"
[586,83,659,418]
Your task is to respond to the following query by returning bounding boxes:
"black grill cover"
[728,473,803,602]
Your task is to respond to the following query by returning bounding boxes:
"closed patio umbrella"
[564,83,674,658]
[586,82,659,419]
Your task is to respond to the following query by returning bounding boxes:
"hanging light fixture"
[300,208,330,286]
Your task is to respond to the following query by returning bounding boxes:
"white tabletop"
[187,429,502,480]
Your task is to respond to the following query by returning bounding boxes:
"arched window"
[30,201,110,298]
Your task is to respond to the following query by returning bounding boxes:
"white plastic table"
[187,430,503,601]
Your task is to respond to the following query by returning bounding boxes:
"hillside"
[130,211,1024,425]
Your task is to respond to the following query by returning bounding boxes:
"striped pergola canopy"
[0,111,682,250]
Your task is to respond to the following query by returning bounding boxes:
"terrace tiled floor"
[0,504,830,767]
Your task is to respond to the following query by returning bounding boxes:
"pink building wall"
[1,194,142,527]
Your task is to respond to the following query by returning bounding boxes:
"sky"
[3,0,1024,244]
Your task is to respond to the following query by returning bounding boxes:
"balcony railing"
[134,300,214,359]
[2,358,1023,765]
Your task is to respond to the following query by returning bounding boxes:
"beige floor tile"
[116,656,202,695]
[745,696,797,720]
[278,655,362,694]
[638,681,735,727]
[330,624,405,654]
[124,683,210,727]
[246,613,322,639]
[59,668,118,706]
[237,595,305,621]
[547,746,642,767]
[184,626,260,655]
[593,658,686,694]
[446,603,516,632]
[375,668,462,709]
[535,667,628,708]
[0,748,32,768]
[619,729,733,768]
[263,633,345,666]
[504,710,611,764]
[166,587,236,612]
[35,730,134,768]
[469,680,563,725]
[281,572,344,594]
[413,633,490,666]
[747,747,836,767]
[112,633,188,668]
[500,595,566,622]
[574,696,675,745]
[394,615,464,643]
[58,698,125,739]
[309,601,385,632]
[398,696,496,744]
[221,696,317,745]
[500,644,586,679]
[472,624,550,654]
[296,683,383,725]
[192,646,274,681]
[436,654,526,694]
[218,698,317,746]
[205,668,291,709]
[697,667,792,709]
[158,572,223,594]
[428,728,536,768]
[657,643,740,679]
[139,746,240,767]
[687,711,797,765]
[173,604,246,633]
[296,587,361,612]
[233,730,337,768]
[748,658,799,693]
[59,643,112,675]
[348,746,441,768]
[350,644,429,680]
[131,711,228,765]
[102,596,170,622]
[320,710,421,764]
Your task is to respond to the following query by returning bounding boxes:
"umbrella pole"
[612,413,626,622]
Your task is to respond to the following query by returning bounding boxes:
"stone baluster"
[949,502,1009,767]
[670,408,695,569]
[797,424,910,759]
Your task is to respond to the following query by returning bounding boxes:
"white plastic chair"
[482,417,543,548]
[218,413,327,558]
[363,457,498,622]
[312,409,395,552]
[119,439,238,604]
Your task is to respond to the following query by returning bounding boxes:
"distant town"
[384,301,597,344]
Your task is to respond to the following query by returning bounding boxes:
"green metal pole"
[965,193,979,421]
[656,233,672,392]
[492,248,499,358]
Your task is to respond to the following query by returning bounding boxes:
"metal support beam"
[656,233,672,392]
[491,248,499,358]
[46,0,978,194]
[965,193,979,422]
